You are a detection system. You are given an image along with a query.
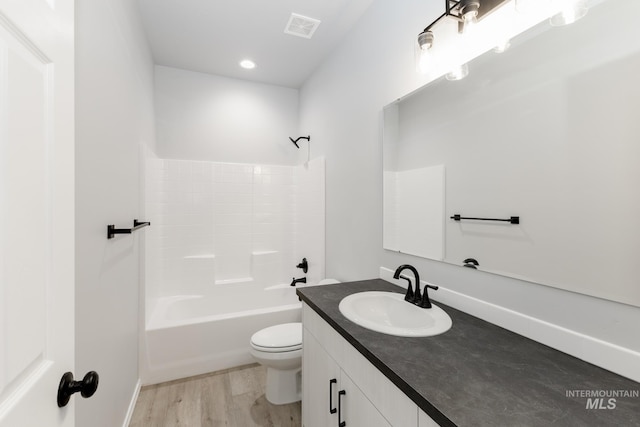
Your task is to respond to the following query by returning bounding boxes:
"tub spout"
[290,277,306,287]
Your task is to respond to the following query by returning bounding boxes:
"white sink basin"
[338,291,452,337]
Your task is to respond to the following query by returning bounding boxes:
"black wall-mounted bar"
[289,135,310,148]
[451,214,519,224]
[107,219,151,239]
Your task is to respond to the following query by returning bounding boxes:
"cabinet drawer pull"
[329,378,337,414]
[338,389,346,427]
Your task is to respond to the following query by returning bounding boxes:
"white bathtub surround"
[142,157,324,384]
[145,157,325,297]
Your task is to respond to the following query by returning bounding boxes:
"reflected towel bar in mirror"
[107,219,151,239]
[451,214,519,224]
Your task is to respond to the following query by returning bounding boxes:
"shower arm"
[289,135,310,148]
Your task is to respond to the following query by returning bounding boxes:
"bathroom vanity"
[297,280,640,427]
[301,296,438,427]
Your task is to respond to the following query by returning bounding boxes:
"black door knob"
[57,371,99,407]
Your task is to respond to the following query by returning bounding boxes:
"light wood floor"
[129,364,301,427]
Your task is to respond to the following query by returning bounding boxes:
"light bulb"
[417,49,431,74]
[417,30,434,51]
[459,0,480,34]
[415,31,435,74]
[462,13,478,34]
[550,0,588,26]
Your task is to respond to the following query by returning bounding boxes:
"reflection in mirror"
[383,0,640,307]
[384,162,445,260]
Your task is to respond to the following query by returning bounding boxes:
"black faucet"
[290,277,306,287]
[418,283,439,309]
[393,264,421,304]
[396,274,415,302]
[393,264,438,308]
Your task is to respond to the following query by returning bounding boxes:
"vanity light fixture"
[550,0,588,26]
[416,0,510,75]
[417,0,510,41]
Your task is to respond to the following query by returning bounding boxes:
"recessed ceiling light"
[240,59,256,69]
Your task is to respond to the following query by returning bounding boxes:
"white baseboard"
[379,267,640,383]
[122,379,142,427]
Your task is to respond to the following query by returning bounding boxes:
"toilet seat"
[250,323,302,353]
[251,342,302,353]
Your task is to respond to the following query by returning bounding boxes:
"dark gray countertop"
[297,279,640,427]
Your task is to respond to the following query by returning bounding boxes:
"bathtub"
[143,282,302,385]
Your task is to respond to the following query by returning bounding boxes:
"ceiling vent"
[284,13,321,39]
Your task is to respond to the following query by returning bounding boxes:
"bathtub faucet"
[290,277,306,287]
[296,258,308,273]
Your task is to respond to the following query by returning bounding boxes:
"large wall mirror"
[383,0,640,307]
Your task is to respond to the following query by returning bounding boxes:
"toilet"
[250,322,303,405]
[250,278,339,404]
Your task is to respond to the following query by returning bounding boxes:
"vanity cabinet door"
[302,303,418,427]
[303,328,339,427]
[302,328,391,427]
[339,373,392,427]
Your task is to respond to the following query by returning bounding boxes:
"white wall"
[155,65,299,165]
[75,0,155,425]
[299,0,437,280]
[299,0,640,380]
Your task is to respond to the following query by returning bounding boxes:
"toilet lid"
[250,323,302,352]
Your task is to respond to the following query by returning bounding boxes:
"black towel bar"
[451,214,519,224]
[107,219,151,239]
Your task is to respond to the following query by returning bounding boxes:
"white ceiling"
[138,0,375,89]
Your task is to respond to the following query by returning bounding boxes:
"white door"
[0,0,75,426]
